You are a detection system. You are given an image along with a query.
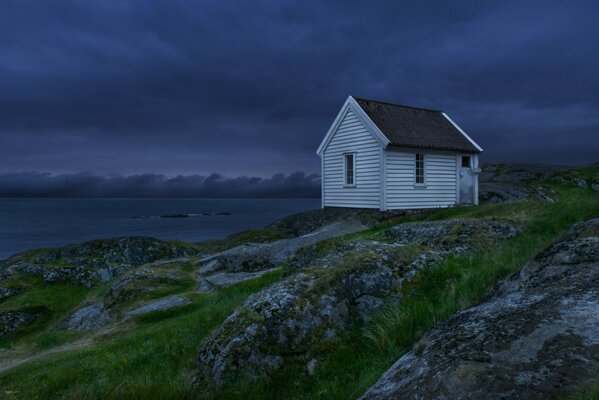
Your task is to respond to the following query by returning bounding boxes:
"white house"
[317,96,483,211]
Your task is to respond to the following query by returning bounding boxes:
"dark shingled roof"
[354,97,481,153]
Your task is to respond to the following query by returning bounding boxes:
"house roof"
[353,97,482,153]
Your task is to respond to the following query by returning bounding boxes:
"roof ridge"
[352,96,442,113]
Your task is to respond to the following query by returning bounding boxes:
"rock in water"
[360,217,599,400]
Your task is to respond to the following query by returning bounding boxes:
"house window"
[462,156,471,168]
[344,153,355,186]
[415,153,425,185]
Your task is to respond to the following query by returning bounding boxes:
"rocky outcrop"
[360,217,599,400]
[197,220,366,292]
[0,309,42,337]
[59,303,112,331]
[386,219,519,251]
[104,267,185,308]
[0,237,195,287]
[198,269,280,292]
[126,296,191,316]
[478,164,568,204]
[194,219,519,385]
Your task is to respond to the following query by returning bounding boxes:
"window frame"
[343,152,356,188]
[414,153,426,186]
[461,155,471,168]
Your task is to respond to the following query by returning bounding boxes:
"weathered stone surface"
[1,237,195,287]
[198,220,366,275]
[127,296,190,316]
[104,268,183,308]
[194,219,519,385]
[478,164,569,204]
[198,269,280,293]
[0,310,40,337]
[59,303,112,331]
[360,217,599,400]
[0,286,21,301]
[385,219,519,251]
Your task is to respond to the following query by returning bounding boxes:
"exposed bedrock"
[193,219,518,385]
[360,217,599,400]
[0,237,195,287]
[197,220,366,292]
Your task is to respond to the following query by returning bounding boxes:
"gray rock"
[385,219,519,251]
[360,217,599,400]
[198,220,366,276]
[198,269,280,293]
[127,296,190,316]
[59,303,111,331]
[194,220,519,385]
[2,237,195,287]
[0,286,21,301]
[0,310,40,337]
[104,268,183,308]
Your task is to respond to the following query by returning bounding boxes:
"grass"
[0,275,93,352]
[0,269,283,400]
[0,177,597,399]
[204,183,599,399]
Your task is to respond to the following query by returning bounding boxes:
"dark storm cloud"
[0,0,598,185]
[0,171,320,198]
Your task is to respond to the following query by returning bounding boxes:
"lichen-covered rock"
[1,237,195,287]
[360,217,599,400]
[194,219,519,385]
[198,220,366,275]
[198,269,280,293]
[104,268,184,308]
[59,303,112,331]
[385,219,519,251]
[126,296,190,316]
[0,286,21,301]
[0,309,41,337]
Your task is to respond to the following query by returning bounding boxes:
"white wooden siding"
[322,108,381,209]
[385,150,457,209]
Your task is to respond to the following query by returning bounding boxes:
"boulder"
[385,219,519,251]
[1,237,195,287]
[0,309,41,337]
[360,217,599,400]
[127,296,190,316]
[194,219,519,385]
[198,220,366,275]
[59,303,112,331]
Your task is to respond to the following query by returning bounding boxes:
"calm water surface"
[0,198,320,260]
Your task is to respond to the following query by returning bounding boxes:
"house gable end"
[316,96,389,156]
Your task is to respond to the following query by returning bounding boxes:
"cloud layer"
[0,0,598,177]
[0,172,321,198]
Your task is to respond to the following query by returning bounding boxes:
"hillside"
[0,163,598,399]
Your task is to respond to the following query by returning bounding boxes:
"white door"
[459,155,474,204]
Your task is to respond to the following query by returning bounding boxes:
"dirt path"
[0,326,118,374]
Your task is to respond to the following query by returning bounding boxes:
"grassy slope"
[0,169,597,399]
[0,270,283,399]
[211,182,599,399]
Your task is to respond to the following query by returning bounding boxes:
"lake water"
[0,198,320,260]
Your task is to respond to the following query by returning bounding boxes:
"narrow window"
[344,153,355,186]
[415,153,425,185]
[462,156,471,168]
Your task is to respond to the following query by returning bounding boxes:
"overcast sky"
[0,1,598,196]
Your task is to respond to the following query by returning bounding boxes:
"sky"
[0,0,598,196]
